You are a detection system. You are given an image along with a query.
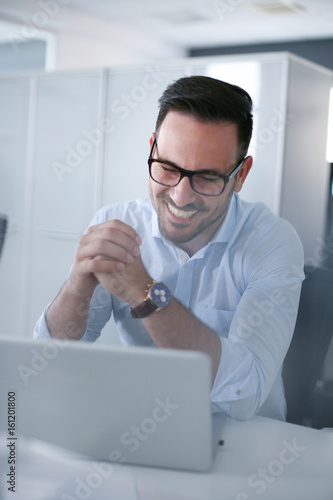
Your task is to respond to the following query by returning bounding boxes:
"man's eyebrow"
[154,155,179,168]
[154,149,223,175]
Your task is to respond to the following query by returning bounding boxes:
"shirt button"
[184,264,189,270]
[236,389,242,396]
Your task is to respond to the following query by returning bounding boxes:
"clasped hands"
[68,219,151,307]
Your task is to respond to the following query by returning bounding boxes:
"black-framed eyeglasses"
[148,139,245,197]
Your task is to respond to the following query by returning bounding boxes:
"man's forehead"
[156,112,239,160]
[158,111,235,132]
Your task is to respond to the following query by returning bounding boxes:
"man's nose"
[169,175,197,206]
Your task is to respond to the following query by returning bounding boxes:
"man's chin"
[159,222,198,245]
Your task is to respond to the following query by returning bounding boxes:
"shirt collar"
[208,193,238,244]
[151,201,162,239]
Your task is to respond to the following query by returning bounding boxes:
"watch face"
[150,283,172,308]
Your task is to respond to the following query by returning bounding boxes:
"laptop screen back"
[0,336,216,471]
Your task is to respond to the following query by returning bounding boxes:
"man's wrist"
[67,276,97,299]
[130,282,172,319]
[127,279,154,308]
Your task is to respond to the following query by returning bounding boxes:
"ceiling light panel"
[251,1,309,15]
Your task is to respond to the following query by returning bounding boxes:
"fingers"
[76,219,142,270]
[78,238,139,266]
[87,219,141,246]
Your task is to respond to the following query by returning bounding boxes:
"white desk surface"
[2,415,333,500]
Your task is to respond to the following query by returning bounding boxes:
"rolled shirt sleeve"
[33,285,113,343]
[209,214,304,420]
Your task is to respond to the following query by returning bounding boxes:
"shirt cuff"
[210,336,260,419]
[33,303,53,340]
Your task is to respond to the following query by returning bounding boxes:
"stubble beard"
[153,193,231,246]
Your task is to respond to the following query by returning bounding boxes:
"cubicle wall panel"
[31,71,105,232]
[281,60,332,262]
[27,71,106,335]
[243,59,287,213]
[0,78,31,335]
[102,66,189,206]
[28,237,79,336]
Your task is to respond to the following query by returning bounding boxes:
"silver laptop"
[0,335,224,472]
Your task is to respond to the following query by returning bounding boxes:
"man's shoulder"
[236,195,292,231]
[234,195,303,253]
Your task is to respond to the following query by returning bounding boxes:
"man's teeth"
[167,203,198,219]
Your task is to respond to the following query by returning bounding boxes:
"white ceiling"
[56,0,333,49]
[0,0,332,57]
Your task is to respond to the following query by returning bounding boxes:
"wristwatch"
[130,281,172,319]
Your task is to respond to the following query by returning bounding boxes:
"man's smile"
[166,201,199,220]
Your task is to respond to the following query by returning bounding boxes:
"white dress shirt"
[34,194,304,421]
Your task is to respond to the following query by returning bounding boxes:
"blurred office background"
[0,0,332,428]
[0,0,333,73]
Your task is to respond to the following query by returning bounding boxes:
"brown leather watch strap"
[130,298,158,318]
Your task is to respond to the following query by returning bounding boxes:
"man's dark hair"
[156,75,253,160]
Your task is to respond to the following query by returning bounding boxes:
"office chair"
[0,214,7,259]
[282,265,333,426]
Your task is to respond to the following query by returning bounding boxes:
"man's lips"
[165,201,199,220]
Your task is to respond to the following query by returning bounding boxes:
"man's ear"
[234,156,253,193]
[149,133,155,150]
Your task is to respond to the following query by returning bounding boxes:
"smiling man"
[148,111,251,255]
[35,76,304,421]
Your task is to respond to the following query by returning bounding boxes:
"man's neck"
[175,218,225,257]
